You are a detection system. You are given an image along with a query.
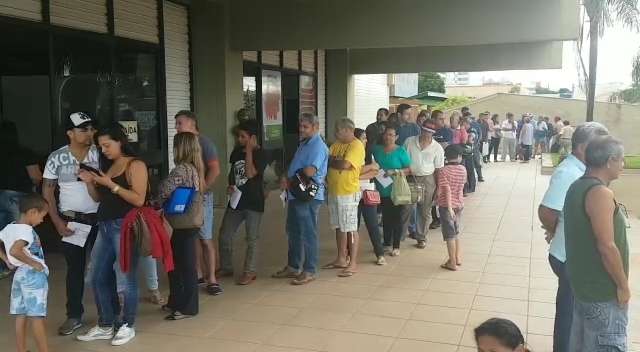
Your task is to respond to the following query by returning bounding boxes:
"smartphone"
[79,163,101,174]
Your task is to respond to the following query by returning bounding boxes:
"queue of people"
[0,104,631,352]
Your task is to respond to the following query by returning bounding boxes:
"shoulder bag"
[165,164,204,229]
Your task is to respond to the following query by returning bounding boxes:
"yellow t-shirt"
[328,138,365,196]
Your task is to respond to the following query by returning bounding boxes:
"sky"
[462,22,640,96]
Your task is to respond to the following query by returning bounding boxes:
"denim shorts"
[10,266,49,317]
[569,298,628,352]
[198,192,215,240]
[439,207,463,240]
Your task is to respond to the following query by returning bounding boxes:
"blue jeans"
[92,219,139,327]
[116,256,158,293]
[286,199,322,274]
[569,299,628,352]
[357,202,384,257]
[549,254,573,352]
[0,190,25,274]
[199,192,215,240]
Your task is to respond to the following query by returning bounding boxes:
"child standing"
[0,193,50,352]
[437,145,467,271]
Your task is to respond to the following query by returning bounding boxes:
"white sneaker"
[111,324,135,346]
[376,256,387,265]
[76,325,114,341]
[390,249,400,257]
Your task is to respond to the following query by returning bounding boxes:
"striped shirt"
[436,164,467,209]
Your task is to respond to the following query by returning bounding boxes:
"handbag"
[164,165,205,229]
[391,172,412,205]
[407,176,424,204]
[288,169,320,202]
[362,189,381,206]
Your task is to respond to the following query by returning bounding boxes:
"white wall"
[352,74,389,130]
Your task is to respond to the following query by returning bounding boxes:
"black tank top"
[97,173,134,221]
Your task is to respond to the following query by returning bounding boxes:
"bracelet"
[111,185,121,194]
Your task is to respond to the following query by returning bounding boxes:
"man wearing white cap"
[42,112,100,336]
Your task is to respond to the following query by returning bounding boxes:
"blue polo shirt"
[397,123,421,146]
[540,154,586,262]
[287,133,329,201]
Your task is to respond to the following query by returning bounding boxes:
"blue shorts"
[10,266,48,317]
[198,192,215,240]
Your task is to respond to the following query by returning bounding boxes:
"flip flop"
[440,263,457,271]
[322,263,348,270]
[338,270,356,278]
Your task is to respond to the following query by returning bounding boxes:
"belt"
[60,211,98,225]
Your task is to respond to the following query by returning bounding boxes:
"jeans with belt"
[60,212,98,320]
[92,219,140,327]
[548,254,573,352]
[286,199,322,275]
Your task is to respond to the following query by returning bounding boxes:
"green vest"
[564,177,629,302]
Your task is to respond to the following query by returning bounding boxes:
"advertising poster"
[299,75,316,115]
[261,70,283,148]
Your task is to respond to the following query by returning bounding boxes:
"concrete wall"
[353,74,389,130]
[446,84,518,99]
[462,93,640,154]
[230,0,578,50]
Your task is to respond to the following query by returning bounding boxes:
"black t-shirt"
[228,147,267,212]
[0,146,39,193]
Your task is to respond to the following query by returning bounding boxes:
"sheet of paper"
[229,186,242,209]
[279,190,287,208]
[375,169,393,188]
[62,222,92,248]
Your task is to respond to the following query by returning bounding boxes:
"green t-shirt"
[564,176,629,302]
[371,145,411,198]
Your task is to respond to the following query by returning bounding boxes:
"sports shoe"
[111,324,135,346]
[77,325,114,341]
[416,241,427,249]
[58,318,82,336]
[390,249,400,257]
[376,256,387,265]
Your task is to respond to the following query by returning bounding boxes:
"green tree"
[434,96,472,111]
[609,48,640,103]
[418,72,445,93]
[582,0,640,121]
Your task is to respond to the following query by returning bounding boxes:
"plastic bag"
[391,172,412,205]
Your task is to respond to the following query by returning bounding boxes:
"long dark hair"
[94,123,136,171]
[475,318,530,352]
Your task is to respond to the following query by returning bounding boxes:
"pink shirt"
[437,164,467,209]
[451,128,468,145]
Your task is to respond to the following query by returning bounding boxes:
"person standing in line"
[174,110,222,296]
[0,194,51,352]
[323,118,366,277]
[461,118,477,195]
[365,108,389,153]
[480,112,491,163]
[437,145,467,271]
[565,136,630,352]
[487,114,501,162]
[558,120,575,157]
[76,124,148,346]
[518,115,534,163]
[354,129,385,265]
[534,116,549,158]
[500,113,517,162]
[450,111,468,145]
[0,121,42,280]
[217,120,267,285]
[372,125,412,257]
[403,120,444,249]
[467,111,485,182]
[432,110,452,148]
[41,113,99,336]
[396,103,421,146]
[539,122,609,352]
[156,132,206,320]
[416,110,430,126]
[272,113,328,285]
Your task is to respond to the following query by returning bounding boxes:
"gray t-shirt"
[43,145,100,213]
[198,135,218,177]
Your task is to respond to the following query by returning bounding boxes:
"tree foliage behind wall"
[418,72,445,93]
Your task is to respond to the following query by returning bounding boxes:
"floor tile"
[370,287,425,303]
[528,301,556,319]
[339,313,406,337]
[266,326,330,351]
[390,338,458,352]
[411,305,469,325]
[399,320,465,344]
[358,299,417,319]
[232,305,300,324]
[427,279,479,294]
[476,283,529,300]
[472,296,528,315]
[527,316,555,336]
[420,291,475,309]
[325,331,394,352]
[210,320,280,343]
[288,308,353,329]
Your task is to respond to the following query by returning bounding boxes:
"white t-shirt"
[561,126,575,140]
[0,223,46,268]
[404,136,445,176]
[500,120,517,139]
[43,145,100,213]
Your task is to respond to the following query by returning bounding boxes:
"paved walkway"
[1,161,638,352]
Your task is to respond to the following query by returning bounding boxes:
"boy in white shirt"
[0,193,50,352]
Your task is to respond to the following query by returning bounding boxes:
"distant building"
[388,73,419,98]
[445,83,520,99]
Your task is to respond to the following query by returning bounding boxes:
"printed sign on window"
[118,121,139,142]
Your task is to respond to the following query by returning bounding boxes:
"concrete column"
[190,0,243,203]
[325,49,355,143]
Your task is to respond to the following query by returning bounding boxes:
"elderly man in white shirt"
[404,119,445,249]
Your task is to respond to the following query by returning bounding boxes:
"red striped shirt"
[437,164,467,209]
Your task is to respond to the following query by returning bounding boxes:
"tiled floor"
[1,161,639,352]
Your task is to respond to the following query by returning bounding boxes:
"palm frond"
[607,0,640,31]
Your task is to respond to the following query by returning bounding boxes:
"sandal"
[164,312,193,321]
[321,263,348,270]
[291,273,316,285]
[206,283,223,296]
[338,270,356,278]
[440,263,457,271]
